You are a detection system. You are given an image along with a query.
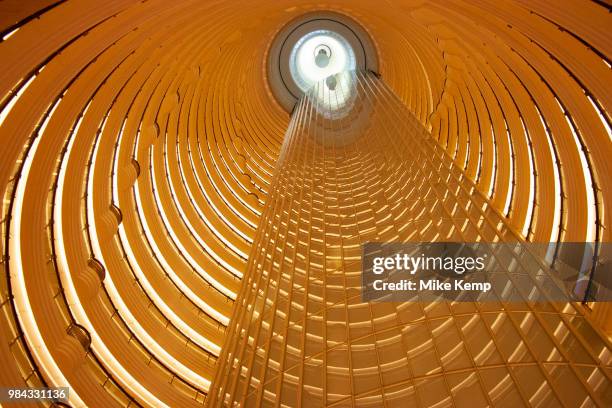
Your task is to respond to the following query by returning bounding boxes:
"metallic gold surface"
[0,1,610,407]
[209,71,611,406]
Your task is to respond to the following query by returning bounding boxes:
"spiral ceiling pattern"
[0,1,610,407]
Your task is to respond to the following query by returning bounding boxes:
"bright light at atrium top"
[289,29,356,93]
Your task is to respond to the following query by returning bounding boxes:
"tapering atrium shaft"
[0,2,610,407]
[208,72,611,407]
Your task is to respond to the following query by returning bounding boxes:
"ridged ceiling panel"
[0,1,609,406]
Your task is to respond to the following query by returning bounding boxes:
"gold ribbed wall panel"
[208,71,611,407]
[0,1,609,407]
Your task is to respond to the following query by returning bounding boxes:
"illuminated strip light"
[2,27,19,41]
[463,110,470,172]
[9,98,86,407]
[519,117,535,239]
[564,114,596,242]
[188,146,257,231]
[245,153,274,178]
[487,373,515,400]
[181,141,253,244]
[87,114,212,392]
[210,151,263,217]
[177,141,253,249]
[529,381,554,406]
[118,224,224,352]
[244,161,272,191]
[54,103,168,407]
[189,144,259,230]
[148,148,237,299]
[488,125,497,198]
[502,119,514,216]
[134,122,146,159]
[111,119,228,330]
[535,109,561,244]
[132,177,231,323]
[111,118,127,206]
[586,94,611,140]
[196,142,262,219]
[0,75,36,126]
[554,98,596,242]
[475,117,483,185]
[81,111,169,406]
[162,138,247,271]
[220,146,268,210]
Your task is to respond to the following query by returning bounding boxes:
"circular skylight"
[267,12,378,112]
[289,29,357,93]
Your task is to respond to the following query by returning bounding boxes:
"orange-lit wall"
[0,1,609,407]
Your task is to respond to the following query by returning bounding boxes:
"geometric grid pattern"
[208,72,611,407]
[0,3,610,407]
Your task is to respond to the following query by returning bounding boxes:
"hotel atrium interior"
[0,0,611,407]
